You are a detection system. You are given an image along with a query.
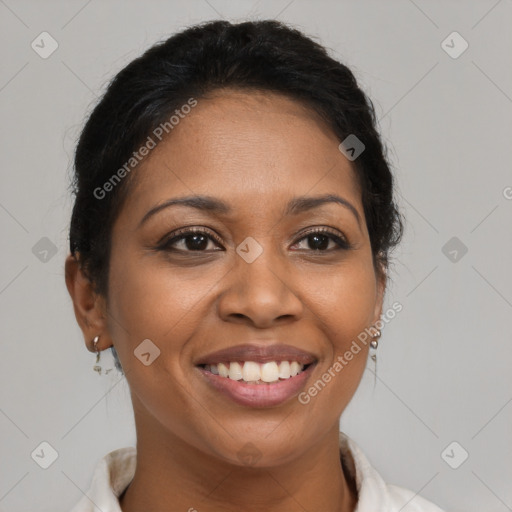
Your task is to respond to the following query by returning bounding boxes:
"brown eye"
[291,228,351,252]
[159,228,224,252]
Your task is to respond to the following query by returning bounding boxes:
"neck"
[119,405,357,512]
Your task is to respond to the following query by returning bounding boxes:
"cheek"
[303,256,378,349]
[296,261,376,418]
[105,249,214,446]
[106,248,215,343]
[105,241,237,386]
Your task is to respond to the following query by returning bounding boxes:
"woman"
[65,19,445,511]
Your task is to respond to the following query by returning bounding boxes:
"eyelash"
[157,226,352,253]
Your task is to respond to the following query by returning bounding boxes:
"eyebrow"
[138,193,361,228]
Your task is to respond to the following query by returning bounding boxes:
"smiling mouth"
[197,360,315,384]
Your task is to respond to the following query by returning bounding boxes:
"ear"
[65,254,111,353]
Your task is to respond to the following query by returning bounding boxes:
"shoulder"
[69,446,136,512]
[338,431,446,512]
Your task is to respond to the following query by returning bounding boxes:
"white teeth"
[290,361,300,377]
[218,362,229,378]
[261,361,279,382]
[228,361,243,380]
[242,361,260,382]
[278,361,291,379]
[205,360,307,383]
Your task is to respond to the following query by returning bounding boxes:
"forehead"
[122,89,362,222]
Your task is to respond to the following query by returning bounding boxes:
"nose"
[217,250,304,329]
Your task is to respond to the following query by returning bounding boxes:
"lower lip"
[196,364,316,408]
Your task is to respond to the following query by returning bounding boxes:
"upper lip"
[195,343,318,366]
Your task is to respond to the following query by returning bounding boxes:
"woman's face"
[105,89,384,466]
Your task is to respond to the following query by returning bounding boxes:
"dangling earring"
[370,327,381,358]
[92,335,114,375]
[369,326,381,387]
[92,335,102,374]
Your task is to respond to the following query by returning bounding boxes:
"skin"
[65,88,385,512]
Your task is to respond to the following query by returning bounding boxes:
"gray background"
[1,1,511,511]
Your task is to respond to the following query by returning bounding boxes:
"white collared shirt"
[70,432,445,511]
